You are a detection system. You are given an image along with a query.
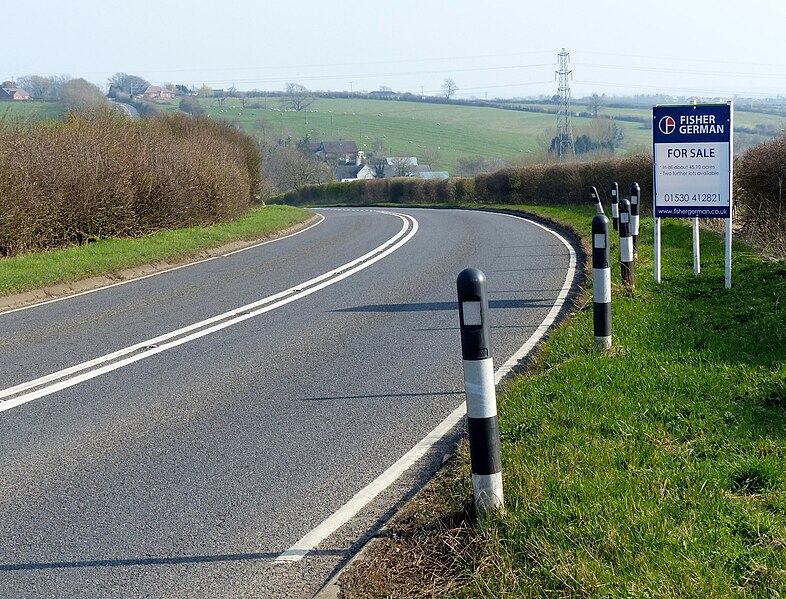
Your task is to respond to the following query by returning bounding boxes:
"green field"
[0,101,65,123]
[149,96,785,173]
[5,96,785,174]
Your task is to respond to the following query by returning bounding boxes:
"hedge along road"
[0,208,577,599]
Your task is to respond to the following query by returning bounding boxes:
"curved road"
[0,208,577,598]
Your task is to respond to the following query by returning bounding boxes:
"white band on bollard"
[593,267,612,304]
[462,358,497,419]
[472,472,504,511]
[620,237,634,263]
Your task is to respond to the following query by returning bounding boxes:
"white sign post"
[653,102,733,288]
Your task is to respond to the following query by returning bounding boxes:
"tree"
[198,84,213,97]
[59,78,106,110]
[262,143,331,191]
[388,156,416,177]
[17,75,69,100]
[589,93,605,118]
[281,83,314,112]
[442,78,458,100]
[175,84,189,95]
[107,73,150,97]
[178,97,205,116]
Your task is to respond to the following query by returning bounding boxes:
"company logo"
[659,116,676,135]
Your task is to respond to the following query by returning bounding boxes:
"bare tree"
[388,156,417,177]
[17,75,69,100]
[589,93,605,118]
[441,78,458,100]
[107,73,150,97]
[281,83,314,112]
[263,144,331,191]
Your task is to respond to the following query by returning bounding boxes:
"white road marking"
[0,214,326,317]
[0,211,418,414]
[275,210,577,563]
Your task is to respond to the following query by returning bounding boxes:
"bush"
[735,136,786,256]
[0,109,263,256]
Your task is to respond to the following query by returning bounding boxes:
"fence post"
[592,214,612,350]
[619,198,635,288]
[611,181,620,231]
[457,268,503,512]
[630,182,641,257]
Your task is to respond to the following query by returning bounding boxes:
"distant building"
[416,171,450,180]
[368,90,400,100]
[1,81,31,101]
[314,141,359,165]
[143,85,176,100]
[335,164,375,182]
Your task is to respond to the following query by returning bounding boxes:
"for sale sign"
[653,103,732,218]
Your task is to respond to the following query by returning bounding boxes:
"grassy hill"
[4,96,784,175]
[149,96,785,174]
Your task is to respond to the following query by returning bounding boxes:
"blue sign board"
[653,103,732,218]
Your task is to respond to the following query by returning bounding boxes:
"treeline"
[0,109,261,257]
[272,140,786,258]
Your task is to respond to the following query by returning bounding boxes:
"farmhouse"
[0,81,31,101]
[313,140,359,165]
[143,85,176,100]
[335,164,375,182]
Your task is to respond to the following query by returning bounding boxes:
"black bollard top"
[611,181,619,204]
[619,198,631,237]
[629,182,640,215]
[457,268,492,360]
[592,214,610,269]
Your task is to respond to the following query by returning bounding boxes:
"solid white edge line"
[0,212,418,413]
[0,214,326,317]
[0,210,406,400]
[275,209,578,563]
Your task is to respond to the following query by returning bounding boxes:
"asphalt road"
[0,208,578,598]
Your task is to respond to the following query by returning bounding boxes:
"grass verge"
[0,205,312,297]
[340,204,786,597]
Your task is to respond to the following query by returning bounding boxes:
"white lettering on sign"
[666,148,716,159]
[678,115,724,135]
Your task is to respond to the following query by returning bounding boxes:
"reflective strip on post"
[611,181,620,231]
[630,181,641,256]
[457,268,503,512]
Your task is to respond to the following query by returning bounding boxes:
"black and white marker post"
[590,186,604,215]
[611,181,620,231]
[592,214,612,350]
[457,268,503,512]
[629,182,641,257]
[619,198,635,288]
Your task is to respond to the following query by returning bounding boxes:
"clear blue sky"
[5,0,786,99]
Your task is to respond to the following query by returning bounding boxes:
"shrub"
[0,110,263,256]
[734,136,786,256]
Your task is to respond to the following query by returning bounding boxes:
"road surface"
[0,208,577,598]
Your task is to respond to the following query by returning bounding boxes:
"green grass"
[348,205,786,598]
[0,101,65,123]
[0,205,311,297]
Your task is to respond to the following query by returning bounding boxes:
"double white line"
[0,211,419,414]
